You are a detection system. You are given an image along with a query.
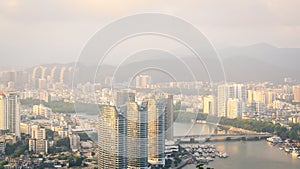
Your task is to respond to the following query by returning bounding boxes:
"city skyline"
[0,1,300,169]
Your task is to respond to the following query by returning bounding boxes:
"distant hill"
[108,43,300,83]
[24,43,300,84]
[219,43,300,82]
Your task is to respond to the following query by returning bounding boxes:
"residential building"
[146,97,165,166]
[203,95,217,116]
[69,134,81,152]
[126,101,148,169]
[0,93,20,137]
[98,105,127,169]
[136,75,151,88]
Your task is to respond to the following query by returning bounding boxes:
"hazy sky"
[0,0,300,68]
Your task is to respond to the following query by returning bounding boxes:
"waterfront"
[77,116,300,169]
[184,141,300,169]
[174,122,300,169]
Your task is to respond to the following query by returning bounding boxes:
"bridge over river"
[174,133,272,144]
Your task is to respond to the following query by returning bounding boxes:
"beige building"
[20,123,31,135]
[29,125,48,154]
[146,98,165,167]
[31,125,46,140]
[218,83,246,117]
[29,138,48,154]
[252,90,266,103]
[266,91,276,109]
[293,85,300,102]
[0,134,17,145]
[58,130,68,138]
[203,95,217,116]
[33,104,51,118]
[227,98,242,119]
[289,116,300,124]
[135,75,151,88]
[98,105,126,169]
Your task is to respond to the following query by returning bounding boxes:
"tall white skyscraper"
[218,85,228,117]
[0,92,20,137]
[7,93,20,137]
[0,94,7,130]
[126,101,148,169]
[165,94,174,141]
[156,93,174,141]
[146,97,166,167]
[98,105,127,169]
[98,98,168,168]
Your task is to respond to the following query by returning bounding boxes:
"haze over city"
[1,0,300,68]
[0,1,300,169]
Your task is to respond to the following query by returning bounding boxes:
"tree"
[46,129,54,140]
[163,159,172,169]
[11,141,28,158]
[196,163,214,169]
[5,141,22,156]
[0,160,8,169]
[56,137,70,150]
[68,156,84,167]
[78,133,91,141]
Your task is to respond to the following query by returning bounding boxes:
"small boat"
[222,152,229,158]
[285,147,292,153]
[194,152,200,157]
[267,136,283,144]
[206,156,214,161]
[219,152,229,158]
[196,157,208,164]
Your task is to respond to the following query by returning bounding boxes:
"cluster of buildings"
[1,65,300,168]
[202,82,300,122]
[217,83,247,118]
[98,90,174,168]
[0,89,99,167]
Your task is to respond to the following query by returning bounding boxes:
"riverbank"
[183,140,300,169]
[266,136,300,159]
[174,122,300,169]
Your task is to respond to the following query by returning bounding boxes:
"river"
[77,114,300,169]
[174,122,300,169]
